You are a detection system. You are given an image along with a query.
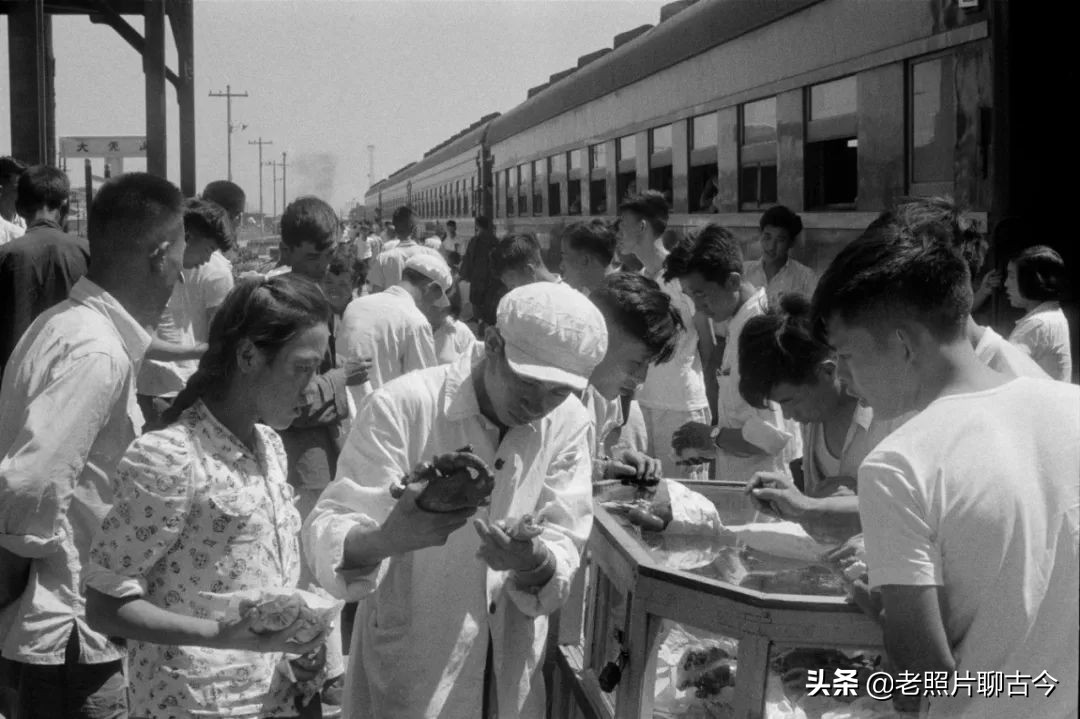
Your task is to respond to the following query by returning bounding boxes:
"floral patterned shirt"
[85,400,303,719]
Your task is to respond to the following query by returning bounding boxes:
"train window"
[742,98,777,144]
[548,155,564,216]
[617,135,636,163]
[568,149,582,171]
[495,173,501,217]
[739,98,778,211]
[649,125,673,204]
[805,78,858,209]
[590,143,607,171]
[810,76,857,121]
[505,169,515,216]
[690,113,719,213]
[617,135,637,203]
[910,56,956,190]
[518,164,529,216]
[533,160,544,215]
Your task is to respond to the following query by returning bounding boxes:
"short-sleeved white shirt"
[433,316,477,365]
[636,270,709,412]
[1008,301,1073,381]
[742,257,818,309]
[338,285,437,389]
[858,378,1079,718]
[973,325,1048,379]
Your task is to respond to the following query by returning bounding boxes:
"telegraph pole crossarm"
[208,84,249,181]
[249,137,273,230]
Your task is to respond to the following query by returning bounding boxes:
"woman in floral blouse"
[85,275,332,719]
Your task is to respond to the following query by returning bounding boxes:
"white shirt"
[714,288,801,481]
[742,257,818,309]
[367,239,440,290]
[0,214,25,246]
[973,325,1048,379]
[0,278,149,664]
[636,269,709,412]
[303,353,594,718]
[1008,301,1073,381]
[433,316,477,365]
[338,285,437,389]
[184,251,234,342]
[859,378,1079,719]
[424,236,443,250]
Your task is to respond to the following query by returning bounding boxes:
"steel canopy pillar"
[7,0,55,166]
[144,0,167,178]
[169,0,196,196]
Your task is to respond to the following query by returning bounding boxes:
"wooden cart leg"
[620,598,665,718]
[734,634,772,719]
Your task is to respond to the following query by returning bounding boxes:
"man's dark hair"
[0,156,28,182]
[890,196,986,282]
[663,223,742,284]
[738,294,830,409]
[328,240,370,288]
[492,233,543,277]
[392,205,415,228]
[280,196,339,250]
[446,220,457,229]
[15,165,70,220]
[184,197,233,251]
[1013,245,1067,302]
[759,205,803,240]
[811,223,972,344]
[563,220,616,266]
[88,172,184,258]
[475,215,493,231]
[201,180,246,219]
[618,190,669,235]
[445,250,462,268]
[590,272,684,364]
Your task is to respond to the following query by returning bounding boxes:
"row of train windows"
[497,54,954,217]
[414,177,476,217]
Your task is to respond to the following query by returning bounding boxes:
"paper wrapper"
[727,521,832,563]
[653,621,738,719]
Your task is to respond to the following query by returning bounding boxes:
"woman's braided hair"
[162,274,332,424]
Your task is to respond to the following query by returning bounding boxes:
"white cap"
[496,282,608,391]
[404,252,452,307]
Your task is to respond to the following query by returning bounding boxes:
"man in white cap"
[337,252,449,392]
[304,282,607,719]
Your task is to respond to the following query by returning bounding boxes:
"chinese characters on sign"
[806,669,1059,700]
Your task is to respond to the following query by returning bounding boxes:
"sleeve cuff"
[741,414,793,454]
[82,563,149,599]
[505,543,574,617]
[868,562,943,589]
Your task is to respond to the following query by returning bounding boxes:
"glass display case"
[550,481,893,719]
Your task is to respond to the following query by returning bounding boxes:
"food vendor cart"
[549,481,892,719]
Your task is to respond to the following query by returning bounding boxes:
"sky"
[0,0,668,214]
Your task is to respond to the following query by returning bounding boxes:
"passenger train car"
[364,0,1023,276]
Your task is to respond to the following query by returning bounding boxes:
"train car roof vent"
[527,82,550,99]
[548,67,576,84]
[613,24,653,48]
[659,0,695,22]
[577,47,611,68]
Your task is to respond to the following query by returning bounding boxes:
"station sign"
[59,136,147,157]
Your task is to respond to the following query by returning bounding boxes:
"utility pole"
[281,151,289,211]
[208,84,248,181]
[265,160,280,220]
[248,137,273,230]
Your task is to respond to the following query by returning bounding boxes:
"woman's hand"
[212,609,325,655]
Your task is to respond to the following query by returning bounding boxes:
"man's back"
[369,240,439,291]
[0,220,89,380]
[339,286,436,388]
[860,377,1079,718]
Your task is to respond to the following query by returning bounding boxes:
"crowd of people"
[0,152,1076,719]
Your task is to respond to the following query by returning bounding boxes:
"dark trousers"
[8,630,127,719]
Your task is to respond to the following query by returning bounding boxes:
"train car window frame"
[505,168,515,217]
[548,154,565,217]
[739,97,779,212]
[517,163,529,217]
[805,76,859,210]
[616,135,636,204]
[589,143,608,215]
[567,149,583,216]
[908,52,956,197]
[690,113,719,213]
[648,124,673,205]
[533,159,545,216]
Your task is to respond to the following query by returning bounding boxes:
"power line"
[248,137,273,229]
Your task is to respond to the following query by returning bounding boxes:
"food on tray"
[389,445,495,513]
[498,513,545,541]
[201,588,343,644]
[677,644,738,699]
[771,647,880,700]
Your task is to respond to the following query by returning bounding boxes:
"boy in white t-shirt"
[812,218,1079,718]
